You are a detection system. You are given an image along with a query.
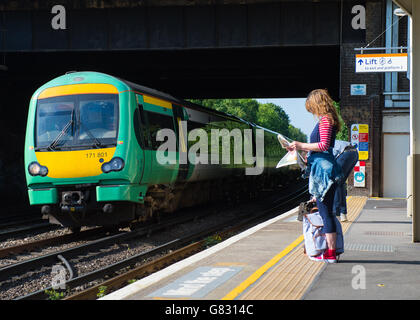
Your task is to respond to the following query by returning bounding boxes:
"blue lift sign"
[355,53,408,73]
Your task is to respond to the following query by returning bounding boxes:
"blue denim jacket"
[304,148,344,202]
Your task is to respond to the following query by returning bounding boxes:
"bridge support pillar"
[406,1,420,241]
[393,0,420,241]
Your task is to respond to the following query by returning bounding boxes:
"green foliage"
[288,125,307,143]
[189,99,258,124]
[333,101,349,141]
[45,289,65,300]
[97,286,108,298]
[188,98,349,144]
[204,234,222,248]
[257,103,290,136]
[188,99,307,142]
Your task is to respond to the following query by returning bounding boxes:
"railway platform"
[102,196,417,300]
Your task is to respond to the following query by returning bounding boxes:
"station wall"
[341,0,410,198]
[340,0,384,197]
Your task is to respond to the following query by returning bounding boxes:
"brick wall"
[340,0,384,197]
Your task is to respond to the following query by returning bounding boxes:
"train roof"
[117,77,250,125]
[51,71,258,129]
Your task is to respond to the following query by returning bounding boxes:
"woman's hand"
[286,141,303,152]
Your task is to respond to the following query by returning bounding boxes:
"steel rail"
[0,218,44,230]
[0,223,59,242]
[0,227,105,259]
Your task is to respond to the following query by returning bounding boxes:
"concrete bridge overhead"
[0,0,365,99]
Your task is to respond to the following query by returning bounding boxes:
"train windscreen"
[35,94,119,150]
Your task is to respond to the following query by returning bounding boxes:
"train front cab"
[24,74,149,227]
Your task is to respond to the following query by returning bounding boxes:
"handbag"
[297,200,317,222]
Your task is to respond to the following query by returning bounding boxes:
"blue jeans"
[317,183,337,233]
[334,183,347,215]
[333,148,359,215]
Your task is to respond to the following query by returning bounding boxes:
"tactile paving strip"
[364,231,406,237]
[344,242,395,252]
[236,196,367,300]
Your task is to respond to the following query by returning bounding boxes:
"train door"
[134,94,151,184]
[172,104,190,182]
[141,95,178,184]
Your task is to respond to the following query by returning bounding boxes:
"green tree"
[188,99,307,141]
[288,125,307,142]
[256,103,290,135]
[189,99,258,124]
[333,101,349,141]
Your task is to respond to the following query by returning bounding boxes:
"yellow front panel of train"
[35,148,116,178]
[38,83,119,99]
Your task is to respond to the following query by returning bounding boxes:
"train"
[24,71,303,231]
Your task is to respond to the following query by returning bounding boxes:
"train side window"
[133,108,145,148]
[145,111,175,151]
[136,104,152,149]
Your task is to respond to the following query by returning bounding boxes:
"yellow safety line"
[370,196,406,200]
[222,196,367,300]
[222,235,304,300]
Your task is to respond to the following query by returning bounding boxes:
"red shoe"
[308,254,325,262]
[323,249,337,264]
[308,250,337,263]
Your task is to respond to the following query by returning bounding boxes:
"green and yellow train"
[24,71,302,229]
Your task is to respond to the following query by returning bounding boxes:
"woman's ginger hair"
[305,89,341,132]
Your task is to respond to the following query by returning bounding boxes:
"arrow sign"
[356,53,407,73]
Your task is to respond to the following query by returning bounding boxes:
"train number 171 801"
[85,152,108,158]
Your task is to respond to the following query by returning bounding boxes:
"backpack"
[302,211,344,257]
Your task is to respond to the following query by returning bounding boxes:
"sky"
[255,98,318,140]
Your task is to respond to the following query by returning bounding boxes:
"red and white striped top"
[318,116,333,151]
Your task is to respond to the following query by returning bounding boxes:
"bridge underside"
[1,45,339,99]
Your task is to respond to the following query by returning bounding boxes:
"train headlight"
[28,162,48,177]
[101,157,125,173]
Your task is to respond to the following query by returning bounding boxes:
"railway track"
[15,185,308,300]
[0,217,44,230]
[0,210,40,225]
[0,222,59,242]
[0,227,105,259]
[0,200,225,269]
[0,211,203,284]
[0,201,236,299]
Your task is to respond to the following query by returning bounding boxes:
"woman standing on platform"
[286,89,343,263]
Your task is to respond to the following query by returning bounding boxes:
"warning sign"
[358,124,369,133]
[359,133,368,142]
[351,124,369,160]
[354,161,366,187]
